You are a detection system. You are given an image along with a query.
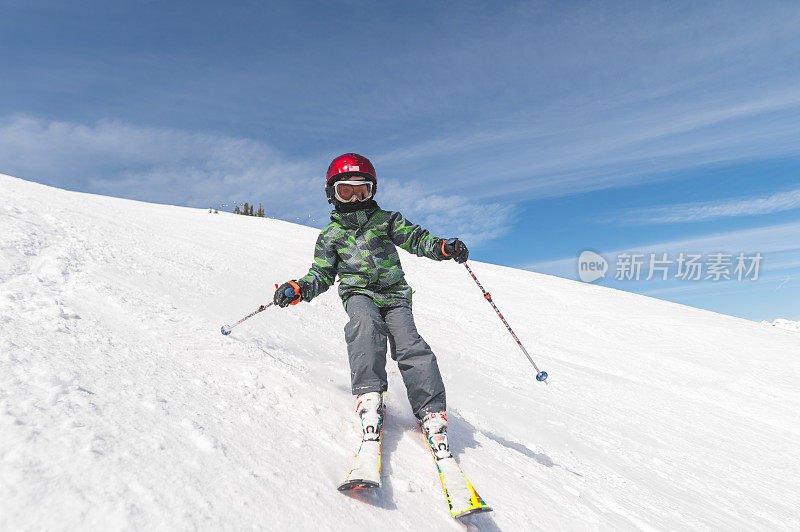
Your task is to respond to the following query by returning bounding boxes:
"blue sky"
[1,0,799,321]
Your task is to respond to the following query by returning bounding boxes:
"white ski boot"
[338,392,386,491]
[356,391,384,442]
[420,411,451,460]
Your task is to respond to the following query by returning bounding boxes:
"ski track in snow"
[1,174,799,531]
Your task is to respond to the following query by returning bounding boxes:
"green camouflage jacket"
[298,204,445,308]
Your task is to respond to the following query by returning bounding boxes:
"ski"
[338,392,386,491]
[420,422,492,519]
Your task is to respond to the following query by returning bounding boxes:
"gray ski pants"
[344,294,446,419]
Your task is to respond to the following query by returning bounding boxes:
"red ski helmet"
[325,153,377,185]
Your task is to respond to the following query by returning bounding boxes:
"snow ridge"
[762,319,800,332]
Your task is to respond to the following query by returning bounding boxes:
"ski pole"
[219,286,295,335]
[221,303,273,335]
[462,262,548,383]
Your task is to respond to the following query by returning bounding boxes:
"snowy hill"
[762,319,800,333]
[1,173,799,530]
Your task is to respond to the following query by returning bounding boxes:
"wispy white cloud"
[526,220,800,276]
[377,86,800,204]
[3,4,800,254]
[379,179,517,246]
[0,115,513,245]
[638,274,797,300]
[369,3,800,204]
[623,188,800,223]
[522,222,800,321]
[0,114,319,217]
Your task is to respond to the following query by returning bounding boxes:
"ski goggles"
[333,180,374,202]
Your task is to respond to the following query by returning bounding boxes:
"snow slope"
[1,174,799,531]
[762,319,800,333]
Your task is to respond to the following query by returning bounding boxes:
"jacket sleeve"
[298,229,339,301]
[387,211,445,260]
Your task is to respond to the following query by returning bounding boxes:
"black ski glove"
[439,237,469,263]
[273,280,306,307]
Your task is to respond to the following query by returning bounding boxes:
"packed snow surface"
[1,174,799,531]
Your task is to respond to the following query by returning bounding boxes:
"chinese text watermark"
[577,251,762,283]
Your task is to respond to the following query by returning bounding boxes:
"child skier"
[273,153,469,461]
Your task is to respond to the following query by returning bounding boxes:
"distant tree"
[249,204,254,216]
[214,209,219,214]
[243,202,250,216]
[257,204,264,217]
[234,206,240,214]
[208,208,212,213]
